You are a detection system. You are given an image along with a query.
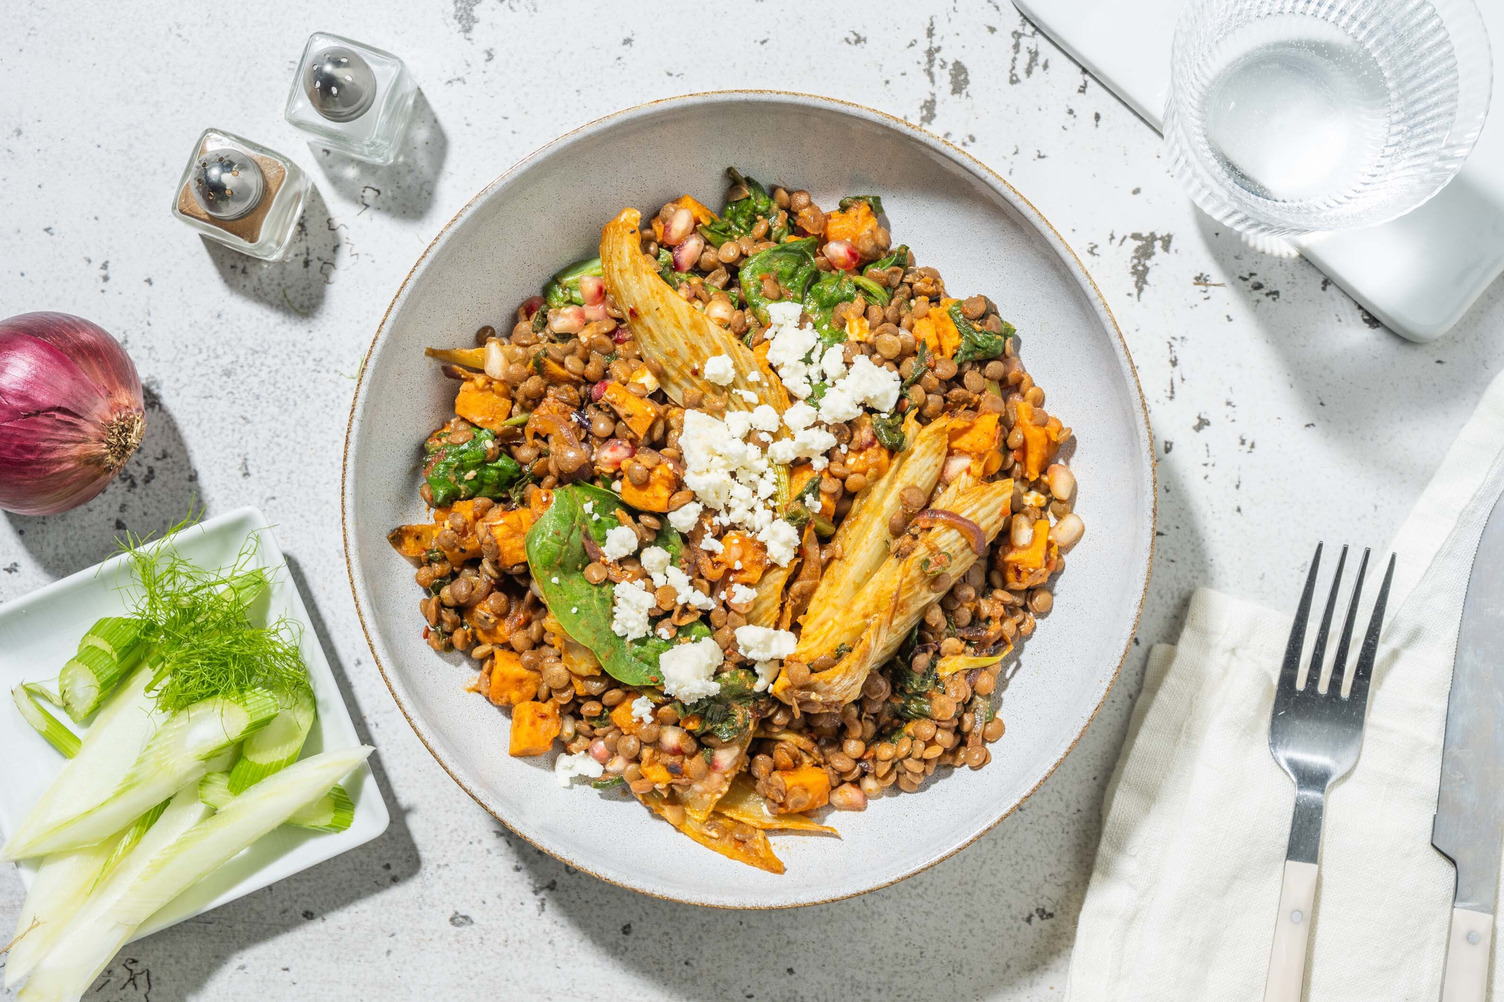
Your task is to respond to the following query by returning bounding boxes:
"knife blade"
[1433,490,1504,1000]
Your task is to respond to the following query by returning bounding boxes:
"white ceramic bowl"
[343,91,1154,907]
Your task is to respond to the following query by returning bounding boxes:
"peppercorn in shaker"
[170,129,310,261]
[284,32,416,165]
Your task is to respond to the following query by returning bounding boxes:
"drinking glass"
[1164,0,1492,241]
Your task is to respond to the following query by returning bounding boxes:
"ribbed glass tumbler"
[1164,0,1492,240]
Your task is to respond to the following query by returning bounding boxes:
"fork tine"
[1330,547,1370,695]
[1346,553,1396,711]
[1307,544,1348,693]
[1279,542,1323,694]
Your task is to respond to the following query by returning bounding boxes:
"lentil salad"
[388,169,1083,872]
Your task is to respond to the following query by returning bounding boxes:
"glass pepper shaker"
[170,128,310,261]
[284,32,417,166]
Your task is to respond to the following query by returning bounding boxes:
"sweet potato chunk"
[488,651,540,707]
[485,506,536,567]
[387,522,437,558]
[600,380,661,440]
[453,375,513,432]
[776,765,831,812]
[912,298,961,358]
[508,700,561,757]
[610,698,644,735]
[620,462,678,512]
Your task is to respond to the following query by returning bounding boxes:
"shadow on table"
[3,385,199,581]
[202,185,344,318]
[1188,208,1503,462]
[90,556,421,1002]
[309,88,448,221]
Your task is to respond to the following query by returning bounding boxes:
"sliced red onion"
[910,508,988,556]
[0,312,145,515]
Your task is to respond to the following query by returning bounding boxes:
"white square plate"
[0,507,388,940]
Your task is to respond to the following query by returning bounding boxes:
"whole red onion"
[0,312,145,515]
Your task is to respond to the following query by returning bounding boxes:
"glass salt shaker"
[284,32,417,166]
[170,128,311,261]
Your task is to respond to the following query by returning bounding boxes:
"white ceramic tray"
[0,507,388,941]
[1014,0,1504,342]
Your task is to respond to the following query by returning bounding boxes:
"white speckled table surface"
[2,2,1501,999]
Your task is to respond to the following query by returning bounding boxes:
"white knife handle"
[1263,860,1318,1002]
[1441,907,1493,1002]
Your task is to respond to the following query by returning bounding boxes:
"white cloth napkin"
[1068,369,1504,1000]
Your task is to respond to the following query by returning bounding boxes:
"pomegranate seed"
[589,739,611,763]
[596,438,635,470]
[940,453,973,483]
[672,233,705,272]
[591,379,609,402]
[613,326,632,344]
[823,239,860,271]
[548,306,586,334]
[662,206,695,246]
[582,302,610,322]
[522,295,544,318]
[579,275,606,305]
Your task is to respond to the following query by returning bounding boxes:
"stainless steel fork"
[1263,542,1396,1002]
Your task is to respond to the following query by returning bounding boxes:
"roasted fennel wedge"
[776,476,1014,711]
[716,777,837,834]
[638,790,784,873]
[600,208,787,415]
[798,415,950,653]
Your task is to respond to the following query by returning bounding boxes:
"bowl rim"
[341,88,1157,908]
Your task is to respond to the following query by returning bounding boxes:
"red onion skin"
[910,508,988,556]
[0,312,145,516]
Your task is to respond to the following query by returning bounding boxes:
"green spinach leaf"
[524,483,686,686]
[869,244,909,273]
[948,302,1016,364]
[701,168,776,246]
[838,194,885,216]
[680,667,761,743]
[542,257,603,309]
[423,426,523,507]
[739,238,819,325]
[871,411,906,451]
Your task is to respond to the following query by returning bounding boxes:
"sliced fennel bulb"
[5,689,279,860]
[113,745,372,927]
[199,772,354,832]
[16,747,367,1002]
[228,686,315,793]
[15,787,214,1002]
[3,840,117,988]
[2,666,164,859]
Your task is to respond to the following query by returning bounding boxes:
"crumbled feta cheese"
[728,582,757,605]
[819,344,848,382]
[602,525,639,561]
[750,404,781,432]
[658,637,725,701]
[817,355,902,424]
[583,501,596,519]
[724,410,753,439]
[735,625,797,662]
[758,519,800,566]
[679,408,780,532]
[639,545,672,577]
[554,751,604,787]
[610,579,655,641]
[752,661,778,692]
[737,389,760,404]
[700,535,724,554]
[665,566,716,610]
[703,354,736,385]
[667,500,703,532]
[631,695,655,725]
[748,371,762,383]
[783,401,818,432]
[768,424,838,466]
[764,302,819,399]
